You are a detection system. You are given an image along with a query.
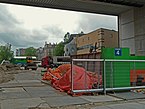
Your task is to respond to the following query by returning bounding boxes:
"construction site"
[0,47,145,109]
[1,0,145,109]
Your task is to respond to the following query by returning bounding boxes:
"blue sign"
[115,48,122,56]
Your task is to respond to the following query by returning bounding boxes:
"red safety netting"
[42,64,102,95]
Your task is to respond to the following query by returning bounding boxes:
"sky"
[0,3,118,52]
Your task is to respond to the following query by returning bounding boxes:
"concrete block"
[42,96,89,107]
[1,98,45,109]
[91,106,111,109]
[107,102,145,109]
[109,92,145,100]
[80,95,121,103]
[2,88,25,93]
[24,86,64,97]
[0,92,31,100]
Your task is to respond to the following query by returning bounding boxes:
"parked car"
[25,62,37,70]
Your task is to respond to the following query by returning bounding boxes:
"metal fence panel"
[105,59,145,91]
[71,59,145,94]
[71,59,104,93]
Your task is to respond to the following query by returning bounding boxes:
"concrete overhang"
[0,0,145,15]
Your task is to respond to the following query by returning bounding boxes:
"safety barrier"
[71,59,145,94]
[71,59,104,93]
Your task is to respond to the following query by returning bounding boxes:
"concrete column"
[134,6,145,56]
[119,9,135,55]
[119,6,145,56]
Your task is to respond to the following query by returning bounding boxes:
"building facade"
[36,47,44,61]
[76,28,118,55]
[16,48,26,56]
[43,42,56,57]
[36,42,56,60]
[64,34,84,56]
[64,37,77,56]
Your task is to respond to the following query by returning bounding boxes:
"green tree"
[0,46,13,62]
[24,47,36,56]
[53,42,64,56]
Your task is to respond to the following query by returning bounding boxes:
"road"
[0,68,145,109]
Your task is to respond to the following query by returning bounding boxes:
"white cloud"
[7,4,80,32]
[0,3,117,52]
[75,12,118,33]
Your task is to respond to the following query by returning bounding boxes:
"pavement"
[0,68,145,109]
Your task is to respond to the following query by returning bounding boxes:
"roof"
[0,0,145,15]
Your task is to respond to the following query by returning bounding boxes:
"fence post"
[85,61,87,90]
[71,59,74,92]
[111,61,113,88]
[133,61,136,86]
[103,59,106,95]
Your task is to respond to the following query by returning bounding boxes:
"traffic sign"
[115,48,122,56]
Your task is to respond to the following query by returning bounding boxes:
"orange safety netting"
[42,64,71,80]
[42,64,102,95]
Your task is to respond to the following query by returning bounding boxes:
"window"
[100,32,104,35]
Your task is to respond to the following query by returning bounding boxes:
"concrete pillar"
[119,9,135,55]
[134,6,145,56]
[119,6,145,56]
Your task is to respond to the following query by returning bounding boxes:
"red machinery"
[41,56,53,68]
[41,56,49,68]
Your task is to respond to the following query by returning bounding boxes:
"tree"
[24,47,36,56]
[0,46,13,62]
[53,42,64,56]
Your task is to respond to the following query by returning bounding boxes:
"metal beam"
[93,0,144,7]
[0,0,144,15]
[0,0,131,15]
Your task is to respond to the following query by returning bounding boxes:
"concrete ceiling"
[0,0,145,15]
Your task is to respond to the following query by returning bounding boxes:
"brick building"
[76,28,118,55]
[16,48,26,56]
[36,42,56,60]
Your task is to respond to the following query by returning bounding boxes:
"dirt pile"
[4,63,21,74]
[0,64,21,84]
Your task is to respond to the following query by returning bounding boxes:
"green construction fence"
[101,47,145,88]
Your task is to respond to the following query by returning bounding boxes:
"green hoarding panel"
[101,47,130,59]
[130,56,145,70]
[101,48,130,88]
[102,47,145,88]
